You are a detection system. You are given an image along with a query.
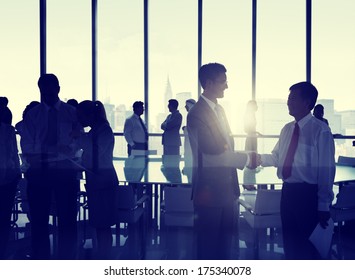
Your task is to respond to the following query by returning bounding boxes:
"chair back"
[333,184,355,209]
[164,186,193,213]
[253,189,281,215]
[337,156,355,167]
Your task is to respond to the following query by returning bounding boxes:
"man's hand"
[247,152,261,169]
[318,210,331,229]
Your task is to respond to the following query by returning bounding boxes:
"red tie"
[282,122,299,179]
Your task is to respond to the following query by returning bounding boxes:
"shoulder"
[25,103,44,119]
[59,101,76,114]
[93,122,114,139]
[188,100,207,116]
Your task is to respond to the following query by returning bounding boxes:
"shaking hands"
[247,151,261,169]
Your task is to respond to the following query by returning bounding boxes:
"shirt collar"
[43,100,61,111]
[295,112,312,129]
[201,94,218,111]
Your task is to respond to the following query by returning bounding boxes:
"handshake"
[246,152,261,169]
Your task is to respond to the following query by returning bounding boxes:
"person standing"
[77,100,118,259]
[313,104,329,126]
[259,81,335,259]
[182,99,196,182]
[20,74,82,259]
[0,103,21,259]
[161,99,182,166]
[123,101,148,156]
[187,63,255,259]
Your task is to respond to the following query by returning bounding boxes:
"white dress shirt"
[123,113,147,146]
[260,113,335,211]
[20,100,81,159]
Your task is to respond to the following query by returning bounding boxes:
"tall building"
[103,102,116,129]
[164,76,173,113]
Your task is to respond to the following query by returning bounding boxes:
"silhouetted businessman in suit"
[20,74,82,259]
[161,99,182,167]
[187,63,255,259]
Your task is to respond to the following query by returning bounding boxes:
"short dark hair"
[38,73,60,89]
[289,81,318,110]
[77,100,107,122]
[133,101,144,110]
[198,63,227,89]
[314,104,324,111]
[168,99,179,109]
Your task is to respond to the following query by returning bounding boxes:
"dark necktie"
[282,122,300,179]
[47,107,58,146]
[139,117,148,141]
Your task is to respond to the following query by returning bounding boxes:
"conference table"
[114,156,355,186]
[112,157,355,226]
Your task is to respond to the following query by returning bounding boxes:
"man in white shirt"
[259,81,335,259]
[20,74,82,259]
[123,101,148,156]
[187,63,255,259]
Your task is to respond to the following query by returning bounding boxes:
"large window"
[313,0,355,137]
[0,1,39,125]
[203,0,252,141]
[97,0,144,156]
[46,0,91,105]
[149,0,198,155]
[256,0,305,137]
[97,0,144,130]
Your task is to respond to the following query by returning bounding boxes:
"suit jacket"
[161,110,182,146]
[187,97,247,207]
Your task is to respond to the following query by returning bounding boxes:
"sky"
[0,0,354,133]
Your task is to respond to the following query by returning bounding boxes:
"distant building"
[164,76,173,113]
[103,102,116,129]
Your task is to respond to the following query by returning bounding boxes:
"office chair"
[239,189,282,259]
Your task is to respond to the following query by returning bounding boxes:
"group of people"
[0,74,118,259]
[1,62,336,260]
[123,96,196,174]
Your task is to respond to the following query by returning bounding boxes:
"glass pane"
[46,0,91,105]
[203,0,252,143]
[0,1,39,125]
[149,0,198,156]
[97,0,143,129]
[97,0,144,157]
[313,0,355,157]
[256,0,305,140]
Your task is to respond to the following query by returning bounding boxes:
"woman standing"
[76,100,118,259]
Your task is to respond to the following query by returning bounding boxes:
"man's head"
[287,81,318,121]
[38,74,60,107]
[168,99,179,113]
[199,63,228,100]
[133,101,144,116]
[313,104,325,119]
[185,99,196,112]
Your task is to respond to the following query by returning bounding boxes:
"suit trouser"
[194,204,236,260]
[281,182,319,259]
[26,167,78,259]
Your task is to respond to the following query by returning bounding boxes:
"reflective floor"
[5,205,355,260]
